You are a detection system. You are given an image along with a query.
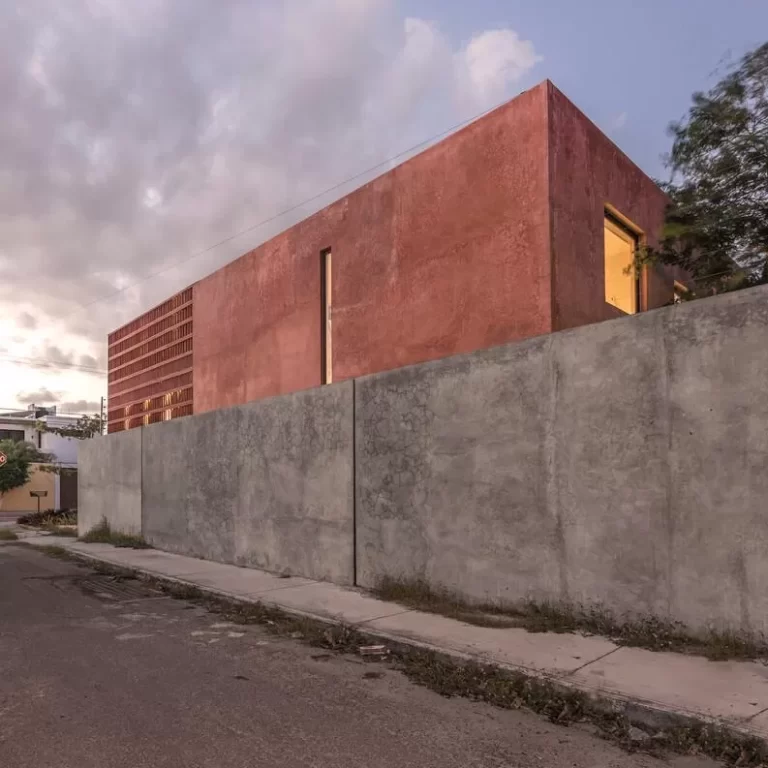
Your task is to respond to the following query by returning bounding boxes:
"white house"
[0,405,98,510]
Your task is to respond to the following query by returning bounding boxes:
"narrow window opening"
[321,248,332,384]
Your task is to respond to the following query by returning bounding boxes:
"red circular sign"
[0,452,6,466]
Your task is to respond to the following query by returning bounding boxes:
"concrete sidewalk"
[25,534,768,745]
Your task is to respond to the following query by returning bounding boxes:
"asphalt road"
[0,544,718,768]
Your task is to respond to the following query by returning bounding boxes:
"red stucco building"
[107,81,685,434]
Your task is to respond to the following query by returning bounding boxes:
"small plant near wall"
[80,518,151,549]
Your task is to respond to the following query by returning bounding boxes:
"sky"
[0,0,765,414]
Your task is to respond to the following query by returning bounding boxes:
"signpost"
[29,490,48,516]
[0,451,6,467]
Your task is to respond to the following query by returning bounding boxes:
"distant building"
[0,406,85,511]
[107,80,689,434]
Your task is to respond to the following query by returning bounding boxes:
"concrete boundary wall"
[78,428,142,536]
[356,284,768,636]
[84,285,768,635]
[142,381,355,584]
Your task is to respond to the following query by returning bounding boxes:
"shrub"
[17,508,77,527]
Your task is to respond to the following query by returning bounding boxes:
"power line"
[1,265,755,379]
[1,265,754,378]
[0,405,100,416]
[0,354,106,375]
[58,98,513,321]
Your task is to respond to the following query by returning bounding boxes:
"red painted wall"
[547,82,675,331]
[193,83,552,414]
[110,80,678,426]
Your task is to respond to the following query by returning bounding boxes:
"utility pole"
[100,397,105,435]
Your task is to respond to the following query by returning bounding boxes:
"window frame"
[604,207,644,315]
[0,428,26,443]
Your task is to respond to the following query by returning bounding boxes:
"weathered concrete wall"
[356,284,768,636]
[142,381,354,584]
[78,429,142,536]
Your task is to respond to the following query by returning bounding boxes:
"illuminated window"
[604,214,639,314]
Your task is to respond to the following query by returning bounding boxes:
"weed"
[32,544,73,560]
[374,577,768,662]
[374,577,517,628]
[44,525,78,537]
[17,508,77,527]
[80,518,151,549]
[0,528,18,541]
[31,549,768,767]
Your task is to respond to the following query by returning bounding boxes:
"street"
[0,543,715,768]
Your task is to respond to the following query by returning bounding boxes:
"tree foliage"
[37,414,104,440]
[646,42,768,293]
[0,440,52,500]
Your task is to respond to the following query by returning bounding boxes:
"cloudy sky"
[1,0,765,414]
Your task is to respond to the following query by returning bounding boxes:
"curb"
[38,543,768,766]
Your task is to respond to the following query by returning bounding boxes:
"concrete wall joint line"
[352,378,358,588]
[83,284,768,638]
[562,646,622,677]
[354,609,415,627]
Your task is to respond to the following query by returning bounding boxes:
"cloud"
[59,399,102,414]
[457,29,542,107]
[608,111,628,133]
[17,311,38,330]
[0,1,540,407]
[25,343,75,370]
[17,388,61,405]
[15,342,105,374]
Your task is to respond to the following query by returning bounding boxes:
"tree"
[643,42,768,293]
[36,414,104,440]
[0,440,52,510]
[35,414,102,479]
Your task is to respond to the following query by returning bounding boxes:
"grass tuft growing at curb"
[0,528,19,541]
[31,547,768,767]
[45,525,78,537]
[31,544,72,559]
[373,577,768,662]
[80,518,151,549]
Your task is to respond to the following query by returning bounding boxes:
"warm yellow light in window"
[604,216,638,314]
